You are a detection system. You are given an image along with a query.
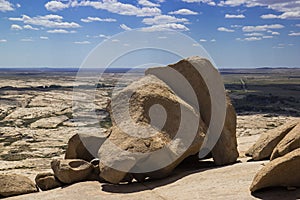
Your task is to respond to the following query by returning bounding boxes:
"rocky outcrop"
[35,172,63,191]
[51,159,93,184]
[250,148,300,192]
[246,120,298,160]
[271,122,300,160]
[146,57,238,165]
[0,174,38,197]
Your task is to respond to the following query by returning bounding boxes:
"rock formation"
[250,148,300,192]
[248,120,300,192]
[32,56,238,186]
[246,120,298,160]
[97,57,238,184]
[271,122,300,160]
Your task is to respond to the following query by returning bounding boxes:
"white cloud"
[200,39,207,42]
[47,29,76,34]
[288,32,300,36]
[0,0,14,12]
[182,0,216,6]
[244,37,262,41]
[0,39,7,42]
[168,9,198,15]
[81,17,117,23]
[218,0,300,20]
[271,31,280,35]
[45,0,161,17]
[142,15,189,25]
[296,24,300,27]
[20,38,33,42]
[225,14,245,18]
[217,27,235,32]
[23,25,39,30]
[141,23,189,32]
[16,3,20,8]
[11,24,22,30]
[211,39,216,42]
[9,14,80,29]
[242,24,284,32]
[138,0,160,7]
[74,41,91,44]
[244,32,263,36]
[261,12,300,19]
[218,0,246,7]
[40,36,49,40]
[262,35,273,39]
[231,24,242,28]
[120,24,132,31]
[45,1,69,12]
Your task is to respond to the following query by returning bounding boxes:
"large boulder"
[0,174,38,197]
[98,74,206,184]
[246,120,298,160]
[146,56,238,165]
[250,148,300,192]
[271,121,300,160]
[51,159,93,184]
[35,172,63,191]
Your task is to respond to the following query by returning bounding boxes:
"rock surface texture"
[0,174,38,197]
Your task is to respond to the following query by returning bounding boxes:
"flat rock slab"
[5,161,300,200]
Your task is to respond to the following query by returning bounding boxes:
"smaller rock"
[65,133,106,162]
[51,159,93,184]
[0,174,38,197]
[271,122,300,160]
[35,172,63,191]
[250,148,300,192]
[246,120,298,160]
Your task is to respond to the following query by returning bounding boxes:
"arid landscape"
[0,67,299,199]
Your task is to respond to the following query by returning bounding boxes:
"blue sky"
[0,0,300,68]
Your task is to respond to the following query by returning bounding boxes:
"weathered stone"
[51,159,93,184]
[250,148,300,192]
[271,121,300,160]
[30,116,68,129]
[98,74,206,184]
[35,172,63,191]
[65,133,106,162]
[246,120,298,160]
[0,174,38,197]
[146,56,238,165]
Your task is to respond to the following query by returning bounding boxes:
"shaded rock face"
[146,56,238,165]
[0,174,38,197]
[271,122,300,160]
[35,173,63,191]
[246,120,298,160]
[51,159,93,184]
[250,148,300,192]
